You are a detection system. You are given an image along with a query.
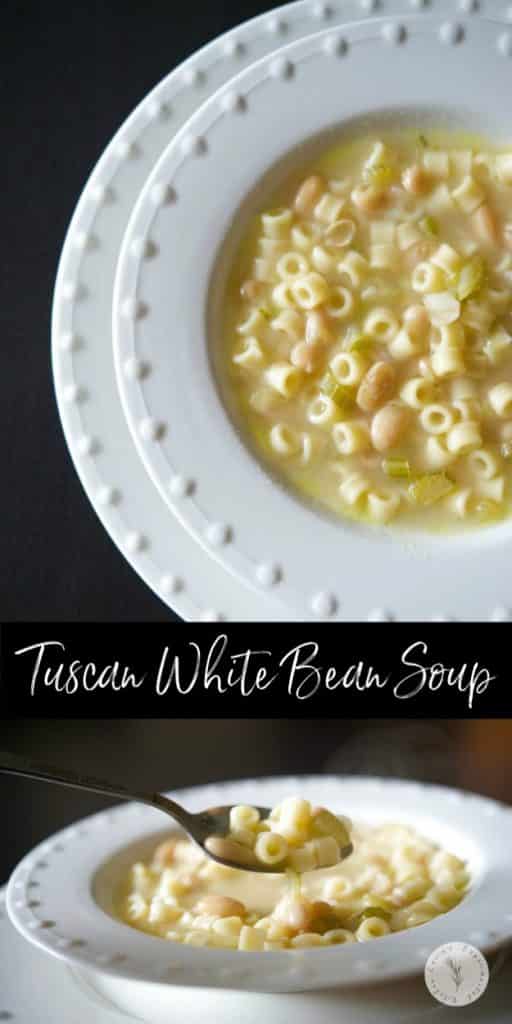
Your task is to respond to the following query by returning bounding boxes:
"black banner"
[0,622,510,718]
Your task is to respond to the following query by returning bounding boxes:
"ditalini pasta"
[204,798,351,872]
[221,132,512,529]
[119,805,470,951]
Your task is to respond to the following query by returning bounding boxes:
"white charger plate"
[2,888,511,1024]
[6,774,512,1001]
[113,11,512,621]
[52,0,512,622]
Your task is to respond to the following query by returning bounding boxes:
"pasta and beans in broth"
[120,796,469,951]
[221,133,512,529]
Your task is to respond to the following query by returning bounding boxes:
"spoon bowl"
[0,752,353,873]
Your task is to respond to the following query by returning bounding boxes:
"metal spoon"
[0,750,353,872]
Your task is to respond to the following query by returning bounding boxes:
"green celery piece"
[258,306,273,321]
[347,331,373,353]
[419,215,439,238]
[363,164,394,188]
[408,473,455,506]
[320,371,355,413]
[456,257,485,302]
[383,457,411,480]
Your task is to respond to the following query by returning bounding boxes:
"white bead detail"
[312,2,332,18]
[180,134,207,157]
[129,237,157,260]
[115,138,137,160]
[182,67,204,88]
[125,532,147,554]
[169,474,195,498]
[223,37,245,58]
[311,592,338,618]
[160,574,184,595]
[439,22,465,45]
[63,384,86,404]
[129,237,144,258]
[382,23,407,45]
[73,230,91,251]
[269,57,294,80]
[147,99,171,121]
[61,281,79,300]
[76,435,100,457]
[205,523,232,547]
[120,297,147,320]
[97,486,120,507]
[221,91,246,113]
[139,417,166,442]
[150,182,177,206]
[367,609,394,622]
[123,356,150,380]
[59,332,80,352]
[266,16,287,34]
[90,182,108,203]
[200,609,225,622]
[256,563,282,587]
[323,34,349,57]
[120,297,136,319]
[497,32,512,58]
[360,0,380,11]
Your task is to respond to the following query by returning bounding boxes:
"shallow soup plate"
[112,15,512,622]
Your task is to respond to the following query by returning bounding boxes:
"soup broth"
[221,132,512,531]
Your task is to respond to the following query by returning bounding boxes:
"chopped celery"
[346,329,373,353]
[456,257,485,301]
[363,164,394,188]
[320,370,355,412]
[419,215,439,238]
[349,336,374,353]
[445,271,460,293]
[408,472,455,506]
[258,305,273,321]
[383,457,411,480]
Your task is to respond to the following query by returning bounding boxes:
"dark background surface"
[2,0,276,622]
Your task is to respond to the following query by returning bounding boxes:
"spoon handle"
[0,750,189,827]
